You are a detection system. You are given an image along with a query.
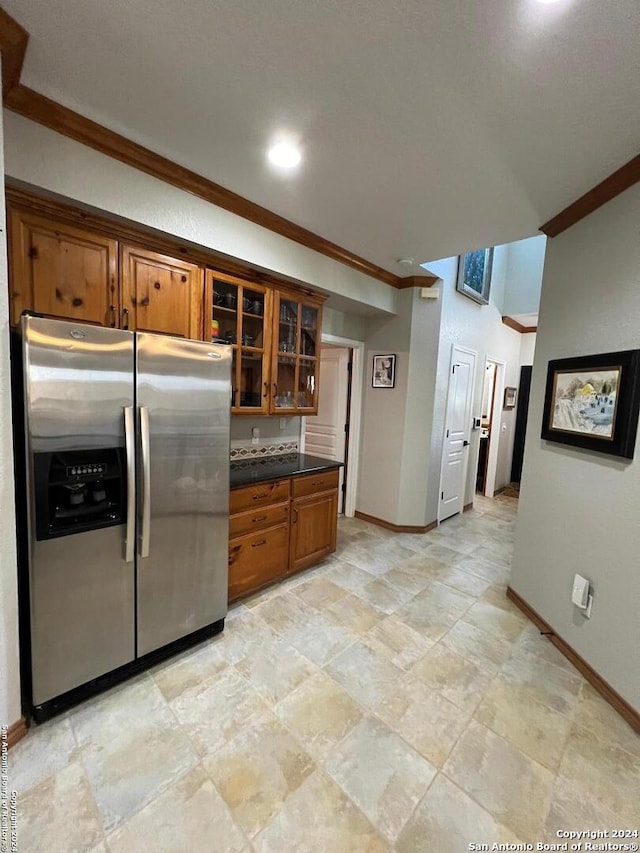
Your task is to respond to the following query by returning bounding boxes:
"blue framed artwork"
[456,248,494,305]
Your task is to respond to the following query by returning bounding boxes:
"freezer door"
[22,317,136,706]
[136,333,231,656]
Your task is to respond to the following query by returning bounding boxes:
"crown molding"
[3,81,405,289]
[0,7,29,95]
[502,315,537,334]
[541,153,640,238]
[396,274,438,289]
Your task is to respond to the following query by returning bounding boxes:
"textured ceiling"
[4,0,640,275]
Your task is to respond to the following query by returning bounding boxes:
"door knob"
[463,440,470,447]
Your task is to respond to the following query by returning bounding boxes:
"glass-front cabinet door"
[270,291,320,414]
[206,271,270,414]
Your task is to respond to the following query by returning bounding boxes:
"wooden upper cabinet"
[270,290,323,415]
[9,210,118,327]
[120,245,203,339]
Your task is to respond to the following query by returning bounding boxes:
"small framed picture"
[372,354,396,388]
[504,387,517,409]
[541,349,640,459]
[456,248,494,305]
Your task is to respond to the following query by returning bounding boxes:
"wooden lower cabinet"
[228,522,290,602]
[289,489,339,574]
[228,470,339,603]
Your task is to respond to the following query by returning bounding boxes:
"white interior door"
[303,346,350,511]
[439,345,477,522]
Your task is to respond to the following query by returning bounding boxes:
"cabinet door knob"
[292,508,298,524]
[121,307,129,329]
[251,539,267,548]
[109,305,117,328]
[263,382,269,398]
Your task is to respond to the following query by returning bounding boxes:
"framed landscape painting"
[456,248,494,305]
[541,350,640,459]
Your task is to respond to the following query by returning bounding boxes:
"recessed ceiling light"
[536,0,562,4]
[267,142,301,169]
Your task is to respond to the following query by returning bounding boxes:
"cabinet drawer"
[292,469,339,499]
[229,501,289,538]
[228,523,289,601]
[230,479,291,514]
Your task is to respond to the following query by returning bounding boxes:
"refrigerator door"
[136,333,231,656]
[22,317,136,706]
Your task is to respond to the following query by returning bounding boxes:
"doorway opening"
[476,356,505,498]
[301,333,364,517]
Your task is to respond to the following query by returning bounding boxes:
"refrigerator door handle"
[139,406,151,558]
[124,406,136,563]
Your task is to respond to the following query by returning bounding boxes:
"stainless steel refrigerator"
[17,316,231,720]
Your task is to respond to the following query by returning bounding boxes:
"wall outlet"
[280,418,287,429]
[571,573,590,609]
[251,427,260,445]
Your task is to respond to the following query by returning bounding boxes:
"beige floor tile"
[543,773,628,841]
[152,640,229,702]
[573,683,640,757]
[364,615,434,670]
[461,600,527,642]
[293,576,348,609]
[558,724,640,826]
[252,770,390,853]
[107,765,247,853]
[355,577,415,615]
[235,635,316,705]
[204,715,315,838]
[341,540,416,577]
[474,677,572,770]
[401,553,450,580]
[437,564,492,598]
[421,542,463,564]
[441,620,514,674]
[411,644,494,714]
[7,716,80,794]
[326,592,384,634]
[509,624,580,673]
[71,677,199,831]
[500,649,583,715]
[326,560,387,595]
[168,668,271,757]
[382,565,433,597]
[214,608,277,664]
[376,675,469,767]
[326,639,403,709]
[454,555,510,584]
[15,762,103,853]
[443,719,555,840]
[480,583,525,614]
[255,593,356,666]
[326,716,436,843]
[275,671,363,760]
[471,543,513,568]
[396,773,522,853]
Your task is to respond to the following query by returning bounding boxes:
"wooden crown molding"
[4,82,406,290]
[541,153,640,238]
[0,7,28,96]
[396,275,438,289]
[502,315,537,334]
[507,586,640,734]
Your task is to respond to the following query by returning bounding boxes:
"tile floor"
[8,495,640,852]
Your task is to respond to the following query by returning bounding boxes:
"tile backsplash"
[230,441,299,460]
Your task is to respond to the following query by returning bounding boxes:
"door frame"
[484,355,506,498]
[437,343,478,523]
[300,333,364,517]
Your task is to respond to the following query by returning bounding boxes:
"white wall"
[428,249,523,506]
[0,79,22,729]
[357,288,443,526]
[502,235,547,316]
[519,332,537,366]
[230,416,300,446]
[322,307,366,342]
[511,183,640,712]
[2,112,396,316]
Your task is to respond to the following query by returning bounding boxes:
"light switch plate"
[251,427,260,445]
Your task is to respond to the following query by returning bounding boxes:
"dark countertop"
[230,453,342,489]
